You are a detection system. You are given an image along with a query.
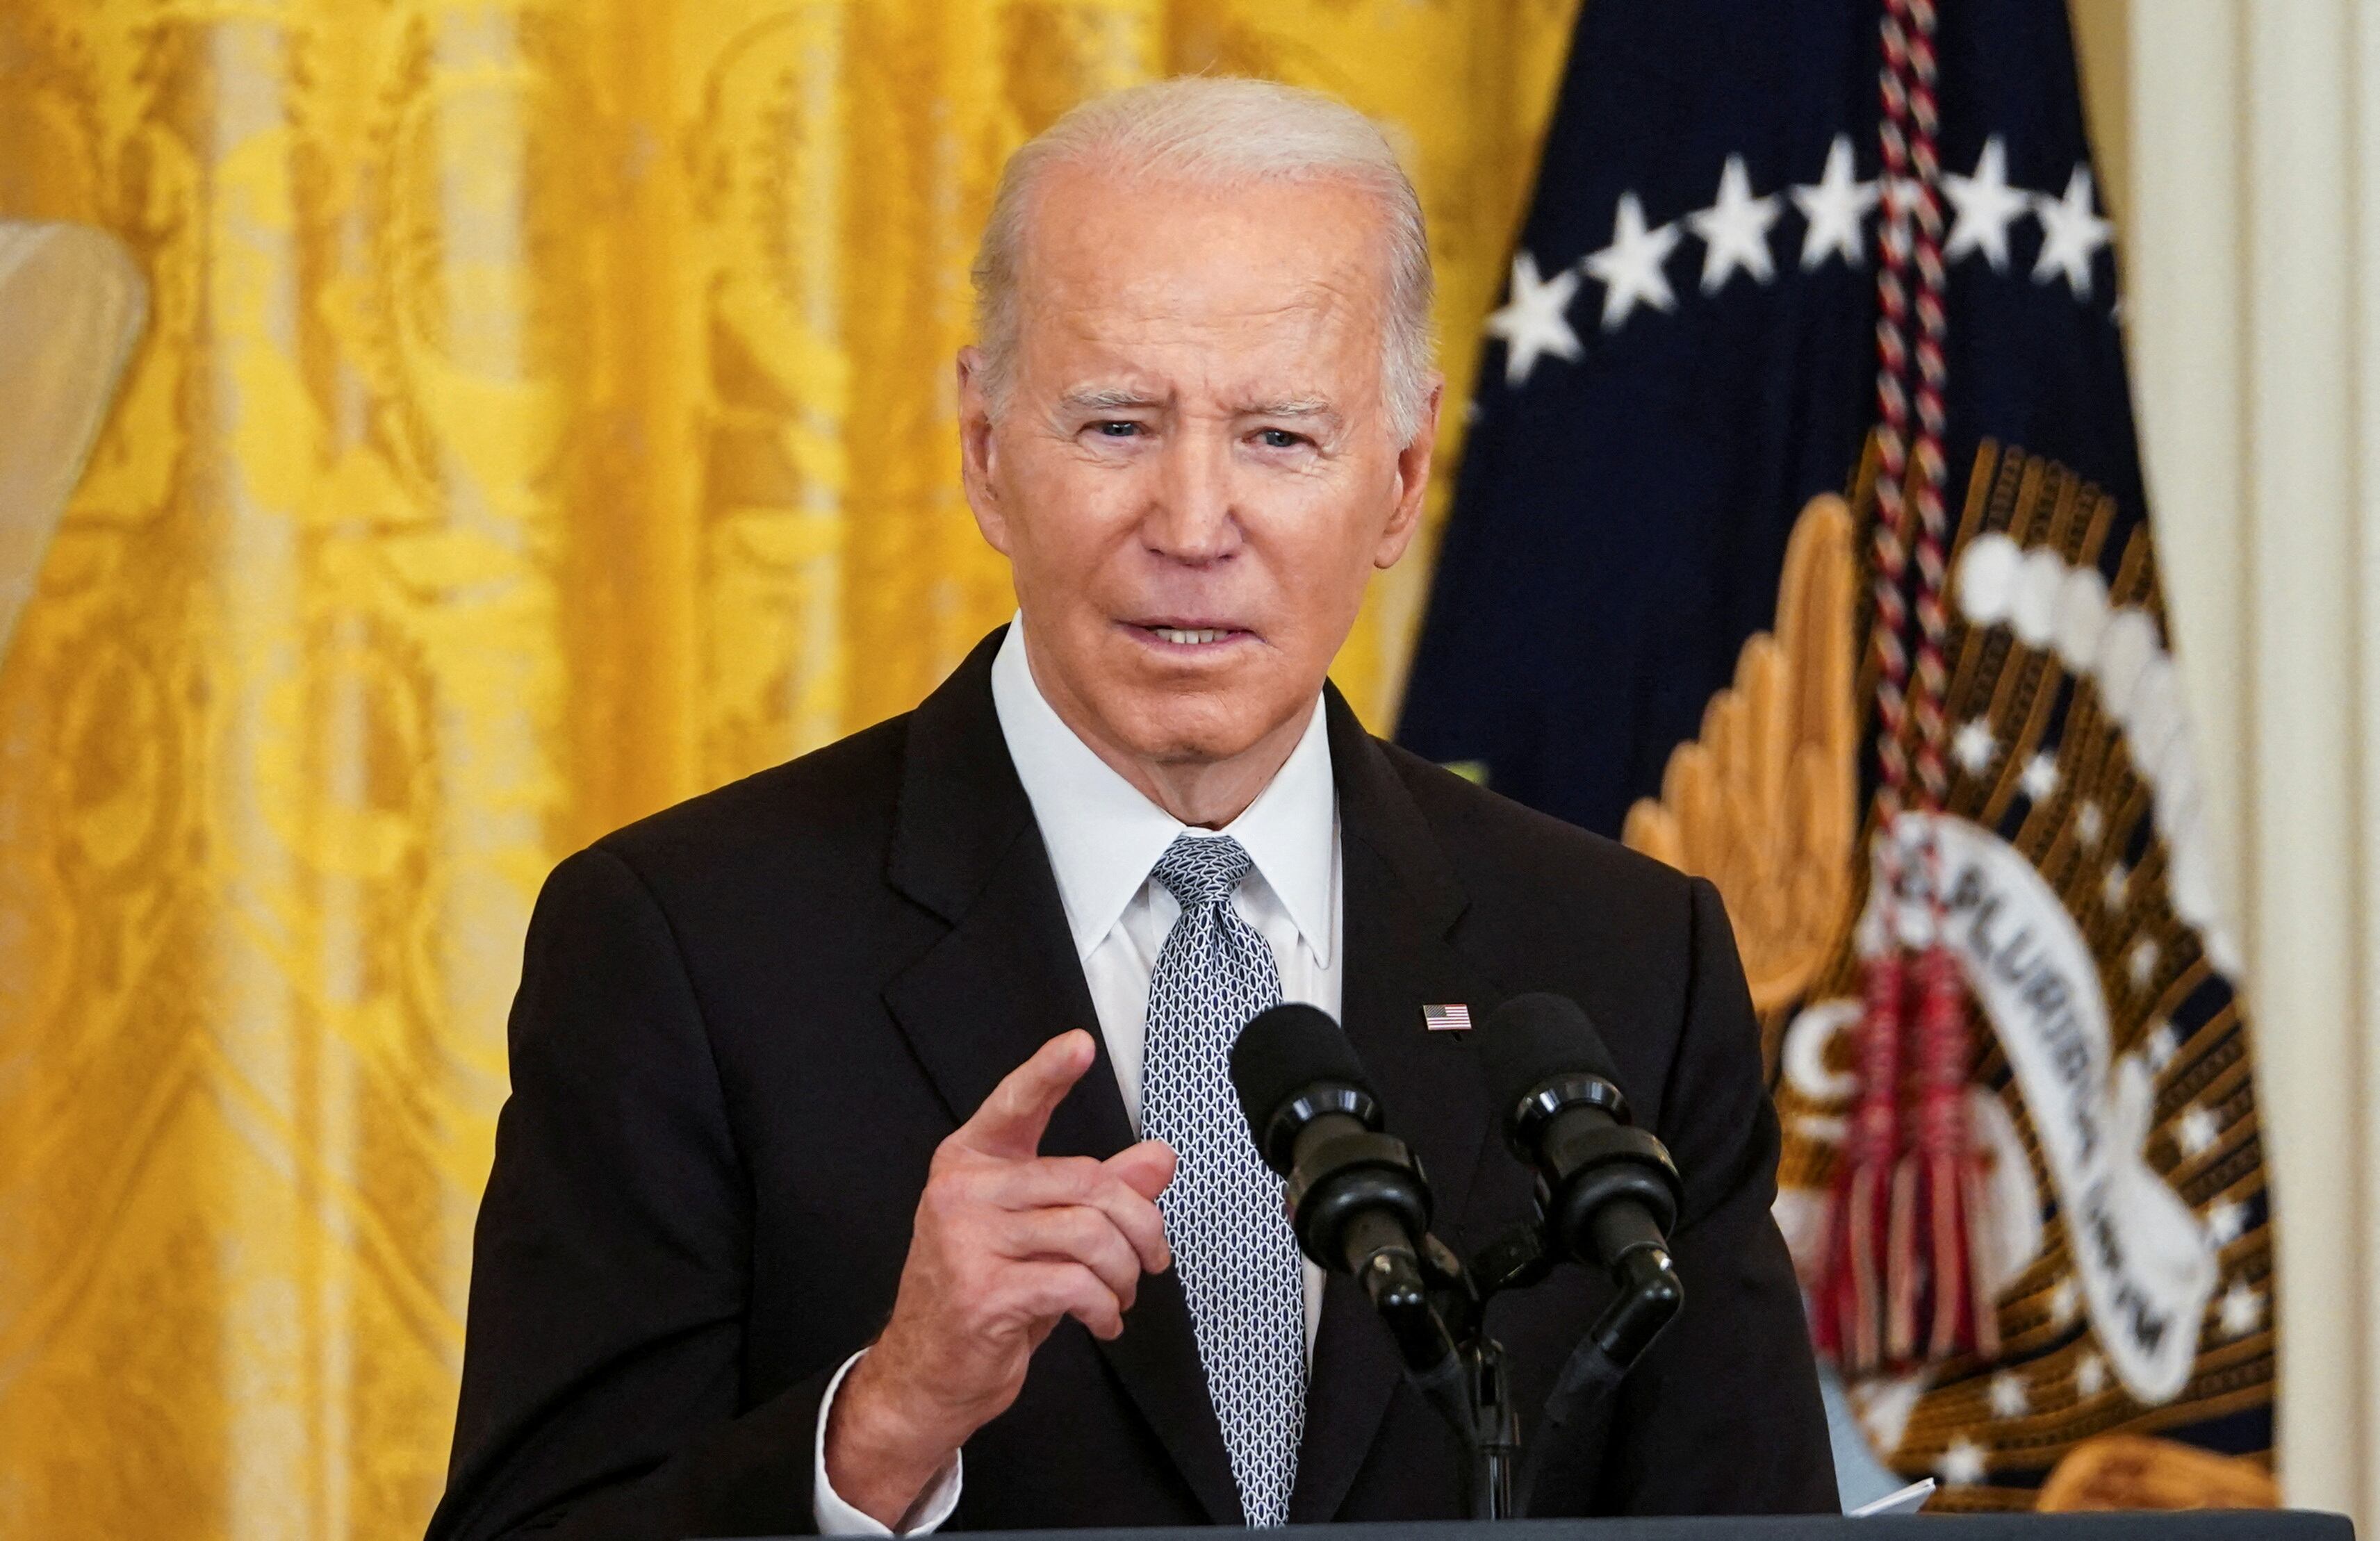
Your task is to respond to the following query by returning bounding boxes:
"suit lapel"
[880,628,1243,1526]
[1290,689,1509,1523]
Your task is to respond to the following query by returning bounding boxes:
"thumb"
[955,1030,1096,1159]
[1106,1139,1177,1202]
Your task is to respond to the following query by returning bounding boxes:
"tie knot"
[1151,832,1254,909]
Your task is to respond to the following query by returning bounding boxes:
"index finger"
[954,1030,1097,1160]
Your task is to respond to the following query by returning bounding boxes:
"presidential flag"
[1400,0,2275,1510]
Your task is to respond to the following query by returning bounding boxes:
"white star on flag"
[1935,1436,1987,1487]
[2176,1104,2220,1158]
[2217,1280,2267,1339]
[1944,135,2030,271]
[2048,1276,2081,1327]
[2102,862,2131,913]
[2076,799,2105,846]
[1584,192,1681,330]
[1484,250,1584,387]
[1686,154,1780,294]
[2019,749,2060,802]
[2075,1351,2108,1398]
[1793,135,1879,270]
[1987,1371,2030,1419]
[2207,1199,2248,1246]
[2033,165,2114,297]
[1952,717,1997,773]
[2144,1021,2181,1071]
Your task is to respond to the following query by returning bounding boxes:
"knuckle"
[1050,1156,1105,1194]
[1059,1205,1108,1248]
[916,1182,961,1230]
[929,1162,986,1207]
[925,1144,974,1192]
[1090,1222,1135,1268]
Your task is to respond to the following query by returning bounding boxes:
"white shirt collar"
[990,617,1336,966]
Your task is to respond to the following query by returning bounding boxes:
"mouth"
[1121,618,1257,652]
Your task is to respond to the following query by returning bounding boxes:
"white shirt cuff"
[813,1349,964,1535]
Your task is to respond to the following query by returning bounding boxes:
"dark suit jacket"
[429,628,1835,1539]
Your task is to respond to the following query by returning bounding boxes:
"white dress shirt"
[813,619,1342,1534]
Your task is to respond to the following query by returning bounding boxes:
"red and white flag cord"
[1814,0,2001,1376]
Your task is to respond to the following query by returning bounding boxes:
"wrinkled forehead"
[1012,163,1396,367]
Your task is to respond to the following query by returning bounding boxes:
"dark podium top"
[731,1516,2352,1541]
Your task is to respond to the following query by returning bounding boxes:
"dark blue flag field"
[1400,0,2275,1510]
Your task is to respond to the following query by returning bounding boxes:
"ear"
[958,347,1012,555]
[1372,375,1443,570]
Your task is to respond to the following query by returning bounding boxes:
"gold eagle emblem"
[1621,492,1861,1025]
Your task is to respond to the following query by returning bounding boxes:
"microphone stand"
[1370,1225,1682,1519]
[1463,1339,1522,1519]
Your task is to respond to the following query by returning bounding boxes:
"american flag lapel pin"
[1422,1003,1472,1032]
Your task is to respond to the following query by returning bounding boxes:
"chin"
[1110,689,1286,767]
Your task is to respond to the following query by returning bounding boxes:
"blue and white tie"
[1140,832,1306,1528]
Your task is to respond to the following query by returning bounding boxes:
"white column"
[2354,6,2380,1529]
[2127,0,2380,1526]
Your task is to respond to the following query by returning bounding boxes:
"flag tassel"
[1816,946,1907,1374]
[1887,940,1999,1362]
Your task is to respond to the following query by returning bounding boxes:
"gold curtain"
[0,2,1577,1535]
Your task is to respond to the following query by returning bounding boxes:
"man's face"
[959,164,1439,775]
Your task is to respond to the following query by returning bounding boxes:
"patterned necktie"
[1140,832,1306,1528]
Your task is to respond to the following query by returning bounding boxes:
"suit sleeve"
[1595,876,1839,1515]
[428,846,839,1540]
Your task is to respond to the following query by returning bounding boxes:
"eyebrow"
[1052,387,1341,422]
[1058,386,1168,412]
[1240,397,1335,419]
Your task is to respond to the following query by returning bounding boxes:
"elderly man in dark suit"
[429,76,1834,1541]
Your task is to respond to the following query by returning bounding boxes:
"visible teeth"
[1153,627,1228,645]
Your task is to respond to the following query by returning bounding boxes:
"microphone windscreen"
[1229,1003,1372,1156]
[1477,992,1623,1112]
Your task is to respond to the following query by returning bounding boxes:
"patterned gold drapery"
[0,3,1578,1535]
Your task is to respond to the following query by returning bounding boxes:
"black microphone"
[1229,1003,1452,1371]
[1478,994,1684,1279]
[1483,994,1688,1520]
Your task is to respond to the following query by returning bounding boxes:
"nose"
[1140,425,1242,566]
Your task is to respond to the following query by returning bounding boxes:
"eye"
[1255,427,1306,450]
[1092,420,1142,438]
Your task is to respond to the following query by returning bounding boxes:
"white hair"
[970,76,1437,445]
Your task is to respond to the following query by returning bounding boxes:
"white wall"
[2125,0,2380,1524]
